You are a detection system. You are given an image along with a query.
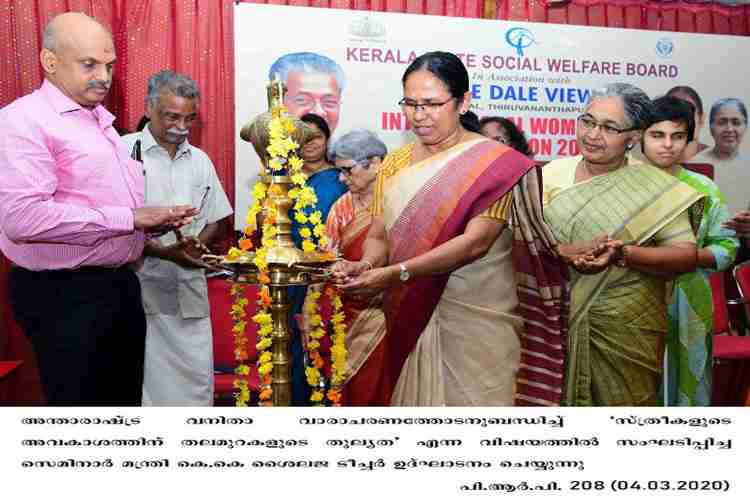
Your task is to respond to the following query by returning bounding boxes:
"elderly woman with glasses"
[542,83,703,406]
[333,51,570,407]
[304,129,389,405]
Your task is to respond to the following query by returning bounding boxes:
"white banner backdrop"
[234,4,750,228]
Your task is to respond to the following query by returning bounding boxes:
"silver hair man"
[328,129,387,166]
[142,70,201,150]
[146,70,200,107]
[587,82,654,130]
[268,52,346,92]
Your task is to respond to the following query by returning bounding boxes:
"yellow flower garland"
[304,288,326,406]
[327,286,348,405]
[226,104,346,406]
[252,296,274,406]
[229,284,251,407]
[304,285,348,406]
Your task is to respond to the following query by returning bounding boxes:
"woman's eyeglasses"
[337,159,370,176]
[398,97,454,114]
[577,115,636,137]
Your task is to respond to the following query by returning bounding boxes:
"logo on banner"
[348,15,386,42]
[505,27,536,57]
[656,38,674,58]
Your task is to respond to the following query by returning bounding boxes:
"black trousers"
[9,266,146,406]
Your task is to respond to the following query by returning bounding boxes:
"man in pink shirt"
[0,12,196,405]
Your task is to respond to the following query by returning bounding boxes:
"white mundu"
[123,126,232,406]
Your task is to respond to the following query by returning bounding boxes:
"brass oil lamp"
[208,76,335,406]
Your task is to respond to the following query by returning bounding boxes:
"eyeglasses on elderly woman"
[336,158,373,175]
[577,114,637,137]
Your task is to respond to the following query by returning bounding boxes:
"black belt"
[11,264,130,275]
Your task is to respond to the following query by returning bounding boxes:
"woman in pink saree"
[324,130,389,405]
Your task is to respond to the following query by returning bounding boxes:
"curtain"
[0,0,748,403]
[238,0,750,34]
[0,0,235,404]
[0,0,235,209]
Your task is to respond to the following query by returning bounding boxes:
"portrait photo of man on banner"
[268,52,346,135]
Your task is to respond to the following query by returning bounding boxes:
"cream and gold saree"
[369,139,569,406]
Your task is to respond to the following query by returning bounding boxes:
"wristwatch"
[399,263,410,282]
[614,245,629,268]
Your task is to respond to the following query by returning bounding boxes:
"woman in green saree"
[543,83,703,406]
[641,96,738,406]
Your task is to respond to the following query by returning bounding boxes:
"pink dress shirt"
[0,80,145,271]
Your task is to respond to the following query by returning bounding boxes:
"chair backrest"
[733,262,750,321]
[683,162,714,180]
[710,271,730,335]
[207,279,259,372]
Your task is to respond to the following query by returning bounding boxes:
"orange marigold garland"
[253,289,274,406]
[304,285,348,406]
[224,106,299,406]
[328,286,348,405]
[304,288,326,405]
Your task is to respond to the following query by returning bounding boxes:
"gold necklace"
[352,193,371,213]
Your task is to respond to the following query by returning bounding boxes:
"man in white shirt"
[122,70,233,406]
